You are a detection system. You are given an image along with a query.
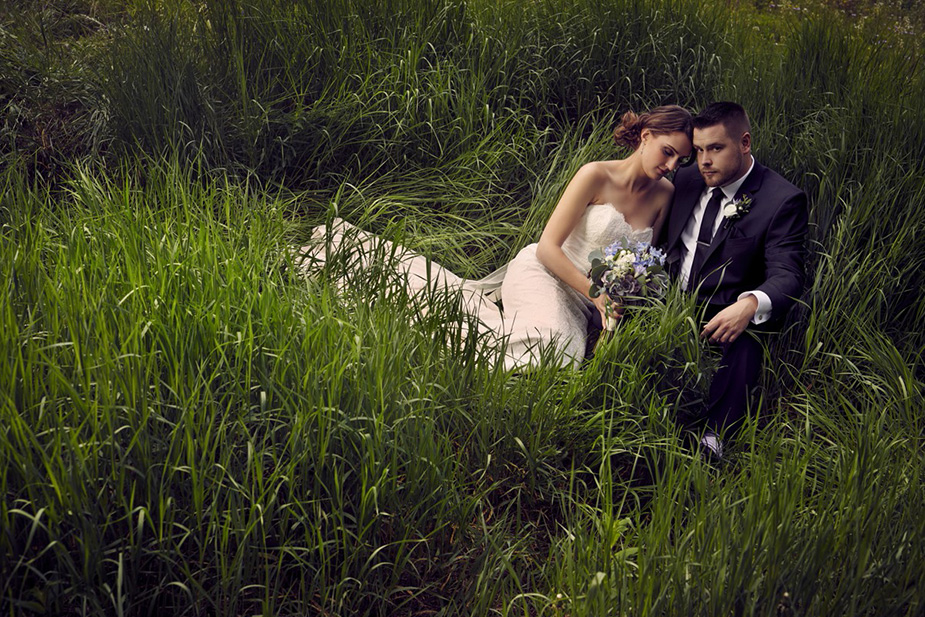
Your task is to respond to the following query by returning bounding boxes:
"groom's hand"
[701,296,758,344]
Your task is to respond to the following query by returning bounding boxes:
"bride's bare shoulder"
[572,159,626,189]
[574,160,615,179]
[584,159,626,173]
[563,161,613,197]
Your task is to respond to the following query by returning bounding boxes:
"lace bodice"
[561,203,654,272]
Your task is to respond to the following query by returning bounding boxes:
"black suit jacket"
[660,161,808,325]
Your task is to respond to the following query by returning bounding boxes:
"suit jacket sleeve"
[757,189,808,316]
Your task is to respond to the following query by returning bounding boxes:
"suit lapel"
[736,161,766,199]
[699,162,766,265]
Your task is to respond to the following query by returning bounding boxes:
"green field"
[1,0,923,615]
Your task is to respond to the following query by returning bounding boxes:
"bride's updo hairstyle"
[613,105,693,150]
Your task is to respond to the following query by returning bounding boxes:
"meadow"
[1,0,923,615]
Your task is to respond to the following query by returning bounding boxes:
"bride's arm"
[535,163,614,320]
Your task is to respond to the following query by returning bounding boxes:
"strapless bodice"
[561,203,653,273]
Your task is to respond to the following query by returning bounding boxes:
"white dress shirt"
[678,158,771,324]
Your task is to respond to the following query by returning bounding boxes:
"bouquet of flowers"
[588,238,669,330]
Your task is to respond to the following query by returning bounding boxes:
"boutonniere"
[722,195,753,225]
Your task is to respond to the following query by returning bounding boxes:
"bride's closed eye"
[663,146,693,167]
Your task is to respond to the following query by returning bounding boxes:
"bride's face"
[640,130,693,180]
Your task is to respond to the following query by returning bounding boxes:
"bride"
[299,105,693,371]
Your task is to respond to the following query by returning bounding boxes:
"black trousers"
[585,303,766,432]
[701,304,765,433]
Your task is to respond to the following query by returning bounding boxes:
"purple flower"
[607,273,642,297]
[589,239,670,303]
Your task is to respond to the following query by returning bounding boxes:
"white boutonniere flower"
[722,196,753,222]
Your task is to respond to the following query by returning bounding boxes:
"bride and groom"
[301,101,808,461]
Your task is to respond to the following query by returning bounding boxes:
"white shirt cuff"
[738,291,772,324]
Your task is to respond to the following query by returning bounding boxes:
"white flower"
[615,251,635,272]
[722,196,754,221]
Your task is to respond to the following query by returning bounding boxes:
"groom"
[660,101,808,460]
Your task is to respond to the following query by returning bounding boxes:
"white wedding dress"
[298,204,652,371]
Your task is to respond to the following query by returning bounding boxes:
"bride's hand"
[592,293,623,331]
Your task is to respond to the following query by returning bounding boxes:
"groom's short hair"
[694,102,751,139]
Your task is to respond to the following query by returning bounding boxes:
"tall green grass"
[0,159,706,614]
[94,0,730,192]
[2,0,924,615]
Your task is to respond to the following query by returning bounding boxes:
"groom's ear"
[741,132,752,154]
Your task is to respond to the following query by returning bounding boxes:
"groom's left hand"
[700,296,758,344]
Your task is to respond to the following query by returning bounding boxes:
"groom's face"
[693,123,751,188]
